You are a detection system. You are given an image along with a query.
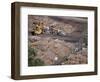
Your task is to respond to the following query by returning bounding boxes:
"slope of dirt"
[28,15,88,66]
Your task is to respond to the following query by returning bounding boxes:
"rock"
[43,26,51,34]
[57,30,66,36]
[54,57,58,61]
[61,62,65,65]
[29,36,41,42]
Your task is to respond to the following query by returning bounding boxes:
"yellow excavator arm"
[34,29,42,34]
[34,24,43,35]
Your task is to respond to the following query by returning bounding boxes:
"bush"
[28,46,45,66]
[28,46,37,57]
[81,29,88,48]
[31,58,45,66]
[28,46,37,66]
[83,37,87,47]
[83,32,88,48]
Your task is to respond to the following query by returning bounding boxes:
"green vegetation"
[28,46,37,57]
[83,36,87,48]
[31,58,45,66]
[28,46,45,66]
[83,31,88,48]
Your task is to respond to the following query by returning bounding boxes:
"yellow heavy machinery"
[32,22,44,35]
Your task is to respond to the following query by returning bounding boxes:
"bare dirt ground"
[28,15,88,66]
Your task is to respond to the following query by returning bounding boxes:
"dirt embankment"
[28,15,88,66]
